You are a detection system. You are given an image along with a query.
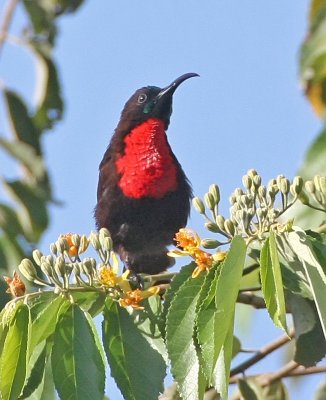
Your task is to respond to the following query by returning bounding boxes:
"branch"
[0,0,19,58]
[230,331,294,377]
[236,291,266,309]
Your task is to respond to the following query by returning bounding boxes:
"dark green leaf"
[52,304,105,400]
[288,292,326,366]
[30,296,70,349]
[238,378,262,400]
[0,303,31,400]
[0,204,24,237]
[287,229,326,340]
[260,232,288,333]
[4,90,40,153]
[19,341,46,399]
[2,180,48,242]
[196,236,247,392]
[166,272,206,400]
[102,299,166,400]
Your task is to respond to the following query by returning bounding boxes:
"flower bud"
[82,258,97,274]
[320,176,326,194]
[192,197,205,214]
[224,219,235,236]
[234,188,244,198]
[229,194,237,205]
[298,192,310,205]
[258,185,267,199]
[99,228,111,241]
[280,178,290,195]
[33,249,43,266]
[292,176,303,194]
[253,175,261,189]
[242,175,252,190]
[215,215,225,231]
[89,231,101,250]
[276,175,285,189]
[247,169,258,178]
[201,238,220,249]
[50,243,58,255]
[80,235,89,253]
[19,259,38,282]
[54,255,66,278]
[101,237,113,252]
[204,192,215,210]
[71,234,81,248]
[314,175,321,192]
[305,180,315,193]
[209,184,220,204]
[205,222,220,233]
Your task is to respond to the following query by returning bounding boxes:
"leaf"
[287,292,326,366]
[260,232,288,333]
[102,299,166,400]
[166,271,206,400]
[287,229,326,340]
[310,0,326,23]
[18,341,46,399]
[4,90,40,153]
[0,139,46,181]
[160,262,196,335]
[315,378,326,400]
[196,236,247,391]
[31,45,63,131]
[238,378,262,400]
[2,180,48,242]
[51,304,105,400]
[30,296,70,350]
[0,303,31,400]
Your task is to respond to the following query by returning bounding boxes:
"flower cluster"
[169,228,225,278]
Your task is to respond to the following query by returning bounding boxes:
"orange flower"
[3,271,26,297]
[119,287,160,310]
[175,228,200,252]
[192,250,214,278]
[60,233,89,257]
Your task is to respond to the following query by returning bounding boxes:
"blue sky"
[1,0,325,398]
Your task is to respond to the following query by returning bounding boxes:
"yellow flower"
[192,250,214,278]
[3,271,26,297]
[119,287,160,310]
[175,228,201,252]
[99,266,132,292]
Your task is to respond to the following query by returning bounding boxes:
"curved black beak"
[157,72,199,100]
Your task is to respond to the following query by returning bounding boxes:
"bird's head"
[116,72,199,133]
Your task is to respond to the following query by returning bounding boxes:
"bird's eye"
[137,94,147,104]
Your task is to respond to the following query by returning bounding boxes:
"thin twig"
[236,291,266,309]
[0,0,19,58]
[230,331,294,377]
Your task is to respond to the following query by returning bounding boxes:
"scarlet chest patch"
[115,118,178,199]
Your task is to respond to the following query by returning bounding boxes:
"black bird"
[95,73,198,274]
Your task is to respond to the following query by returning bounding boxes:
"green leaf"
[166,271,206,400]
[160,262,196,335]
[287,292,326,366]
[315,378,326,400]
[260,232,288,332]
[2,180,48,242]
[30,296,70,350]
[287,229,326,340]
[0,139,46,181]
[18,341,46,399]
[238,378,288,400]
[0,303,31,400]
[51,304,105,400]
[196,236,247,392]
[238,378,262,400]
[31,46,63,130]
[102,299,166,400]
[4,90,40,152]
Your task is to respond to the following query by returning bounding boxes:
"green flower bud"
[229,194,237,205]
[99,228,111,240]
[19,259,38,282]
[201,238,221,249]
[80,235,89,253]
[209,184,220,204]
[89,231,101,250]
[298,192,310,205]
[224,219,235,236]
[247,169,258,178]
[320,176,326,194]
[258,185,267,199]
[314,175,321,192]
[204,192,215,210]
[192,197,205,214]
[305,180,315,193]
[215,215,225,230]
[82,258,97,274]
[101,237,113,252]
[50,243,58,256]
[253,175,262,188]
[276,175,285,189]
[54,255,66,278]
[242,175,252,190]
[280,178,290,195]
[33,249,43,266]
[71,234,81,248]
[205,221,220,233]
[40,260,53,278]
[292,176,303,194]
[234,188,244,198]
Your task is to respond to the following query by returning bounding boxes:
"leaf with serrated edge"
[260,234,288,333]
[0,303,31,400]
[51,304,105,400]
[166,272,206,400]
[102,299,166,400]
[196,236,246,387]
[288,229,326,339]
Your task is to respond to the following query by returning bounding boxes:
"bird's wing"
[97,150,112,202]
